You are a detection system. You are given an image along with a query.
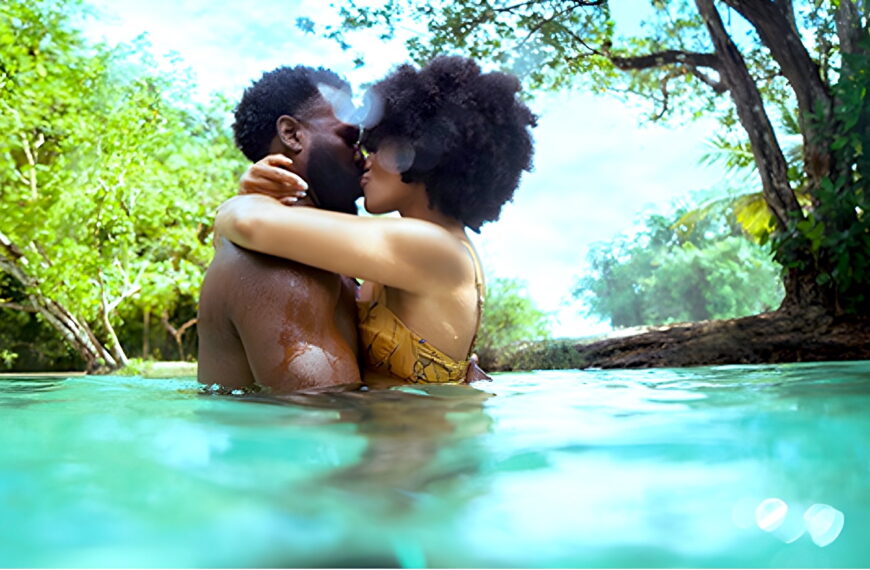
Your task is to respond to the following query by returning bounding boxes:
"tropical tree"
[0,0,245,371]
[476,277,551,365]
[324,0,869,315]
[576,204,784,327]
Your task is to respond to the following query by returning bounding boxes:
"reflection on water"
[0,362,869,567]
[239,384,495,519]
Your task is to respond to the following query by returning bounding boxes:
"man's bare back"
[197,239,359,392]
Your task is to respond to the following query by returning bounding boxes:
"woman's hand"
[240,154,309,206]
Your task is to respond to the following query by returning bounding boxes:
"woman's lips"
[360,174,370,187]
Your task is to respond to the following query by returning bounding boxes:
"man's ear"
[276,115,305,154]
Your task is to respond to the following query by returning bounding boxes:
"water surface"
[1,361,869,567]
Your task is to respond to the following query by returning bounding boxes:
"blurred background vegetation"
[0,0,246,371]
[1,0,866,372]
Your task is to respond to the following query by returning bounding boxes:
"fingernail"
[298,191,307,198]
[299,180,309,190]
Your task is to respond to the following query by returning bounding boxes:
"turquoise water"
[1,362,869,568]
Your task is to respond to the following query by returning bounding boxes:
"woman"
[215,56,536,385]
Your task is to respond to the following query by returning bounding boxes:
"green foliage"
[0,275,82,371]
[327,1,831,121]
[476,277,551,364]
[0,0,247,369]
[328,0,869,315]
[488,339,587,371]
[576,204,784,328]
[769,36,870,312]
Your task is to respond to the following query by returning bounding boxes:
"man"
[197,66,364,393]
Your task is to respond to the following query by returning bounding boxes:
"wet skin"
[197,98,364,393]
[197,238,361,392]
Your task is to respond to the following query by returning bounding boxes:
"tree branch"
[0,230,26,263]
[517,2,589,48]
[458,0,603,44]
[686,66,727,94]
[19,132,43,201]
[610,49,719,71]
[178,317,197,337]
[106,283,142,313]
[651,69,687,120]
[161,313,197,361]
[0,301,38,313]
[607,49,727,100]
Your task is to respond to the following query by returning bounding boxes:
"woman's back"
[357,238,484,383]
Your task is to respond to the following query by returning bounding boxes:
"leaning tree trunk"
[1,231,120,372]
[34,293,121,372]
[696,0,833,312]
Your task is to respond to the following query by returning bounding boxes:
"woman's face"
[360,138,419,214]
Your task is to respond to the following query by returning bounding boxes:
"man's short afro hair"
[363,55,536,231]
[233,65,349,162]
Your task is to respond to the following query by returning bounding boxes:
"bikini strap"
[459,240,485,359]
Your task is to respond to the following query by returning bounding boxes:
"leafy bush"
[476,278,551,366]
[576,206,784,328]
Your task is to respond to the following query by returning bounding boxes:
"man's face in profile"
[302,99,365,215]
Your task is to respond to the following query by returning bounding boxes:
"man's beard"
[307,145,362,215]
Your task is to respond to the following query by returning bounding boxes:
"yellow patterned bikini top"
[357,241,484,384]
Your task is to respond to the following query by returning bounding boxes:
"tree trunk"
[695,0,802,229]
[835,0,866,59]
[779,266,831,313]
[35,295,120,373]
[1,232,120,372]
[98,284,129,369]
[724,0,835,191]
[695,0,835,313]
[488,309,870,371]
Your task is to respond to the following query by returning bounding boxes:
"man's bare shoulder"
[206,238,338,298]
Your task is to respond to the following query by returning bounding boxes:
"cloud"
[477,91,727,335]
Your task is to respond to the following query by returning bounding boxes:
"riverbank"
[115,360,198,378]
[4,308,869,377]
[0,361,197,379]
[484,308,870,371]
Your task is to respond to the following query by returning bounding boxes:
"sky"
[82,0,730,338]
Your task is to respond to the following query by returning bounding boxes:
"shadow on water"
[0,376,69,408]
[0,377,67,393]
[210,383,497,567]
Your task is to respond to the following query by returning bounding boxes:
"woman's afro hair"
[233,65,349,162]
[364,55,536,231]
